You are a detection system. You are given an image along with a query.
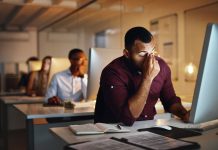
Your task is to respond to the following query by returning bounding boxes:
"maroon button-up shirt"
[94,56,181,126]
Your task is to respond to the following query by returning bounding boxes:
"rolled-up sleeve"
[100,69,136,126]
[160,65,181,112]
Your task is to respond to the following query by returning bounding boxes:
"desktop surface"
[14,102,95,119]
[0,95,44,104]
[50,114,218,150]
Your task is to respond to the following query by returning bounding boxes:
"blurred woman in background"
[26,56,52,96]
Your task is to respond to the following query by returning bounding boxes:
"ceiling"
[0,0,151,32]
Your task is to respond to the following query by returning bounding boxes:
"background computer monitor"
[29,60,42,72]
[189,23,218,123]
[48,58,70,85]
[86,48,122,100]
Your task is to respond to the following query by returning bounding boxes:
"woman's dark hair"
[42,56,52,61]
[26,56,39,64]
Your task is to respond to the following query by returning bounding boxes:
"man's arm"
[128,54,160,118]
[128,78,153,118]
[159,60,190,122]
[169,102,190,122]
[45,75,62,104]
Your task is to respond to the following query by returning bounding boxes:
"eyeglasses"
[137,47,157,57]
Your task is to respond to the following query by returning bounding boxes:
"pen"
[117,124,122,130]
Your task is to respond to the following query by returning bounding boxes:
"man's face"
[128,39,155,70]
[70,52,88,77]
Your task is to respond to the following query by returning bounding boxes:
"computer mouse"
[152,125,172,131]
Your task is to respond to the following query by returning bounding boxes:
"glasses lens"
[138,51,147,57]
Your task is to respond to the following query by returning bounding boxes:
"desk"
[0,96,44,150]
[50,114,218,150]
[13,102,95,150]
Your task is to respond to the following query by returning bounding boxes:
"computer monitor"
[189,23,218,123]
[28,61,42,72]
[86,48,122,100]
[48,58,70,85]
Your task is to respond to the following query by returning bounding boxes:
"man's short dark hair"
[125,26,153,51]
[68,48,83,59]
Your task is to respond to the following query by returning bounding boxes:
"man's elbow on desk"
[120,117,136,126]
[119,109,138,126]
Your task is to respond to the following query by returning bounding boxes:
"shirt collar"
[65,68,87,79]
[65,68,72,76]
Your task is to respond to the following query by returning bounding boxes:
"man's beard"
[71,66,85,78]
[75,66,85,78]
[78,73,84,78]
[129,57,143,71]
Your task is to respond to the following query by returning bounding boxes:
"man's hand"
[47,96,62,105]
[142,54,160,80]
[169,103,190,123]
[128,54,160,119]
[181,110,190,123]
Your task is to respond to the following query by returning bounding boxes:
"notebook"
[69,123,130,135]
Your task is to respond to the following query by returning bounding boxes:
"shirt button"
[145,115,148,118]
[110,85,114,89]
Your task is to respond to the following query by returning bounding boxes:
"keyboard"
[168,118,218,131]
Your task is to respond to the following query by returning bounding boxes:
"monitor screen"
[86,48,122,100]
[189,23,218,123]
[29,61,42,72]
[48,58,70,85]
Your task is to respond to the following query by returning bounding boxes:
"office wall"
[39,28,89,59]
[0,30,37,63]
[81,0,218,101]
[185,3,218,68]
[86,15,123,50]
[37,0,217,101]
[0,30,38,93]
[39,0,217,58]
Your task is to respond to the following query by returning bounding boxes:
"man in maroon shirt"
[94,27,189,126]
